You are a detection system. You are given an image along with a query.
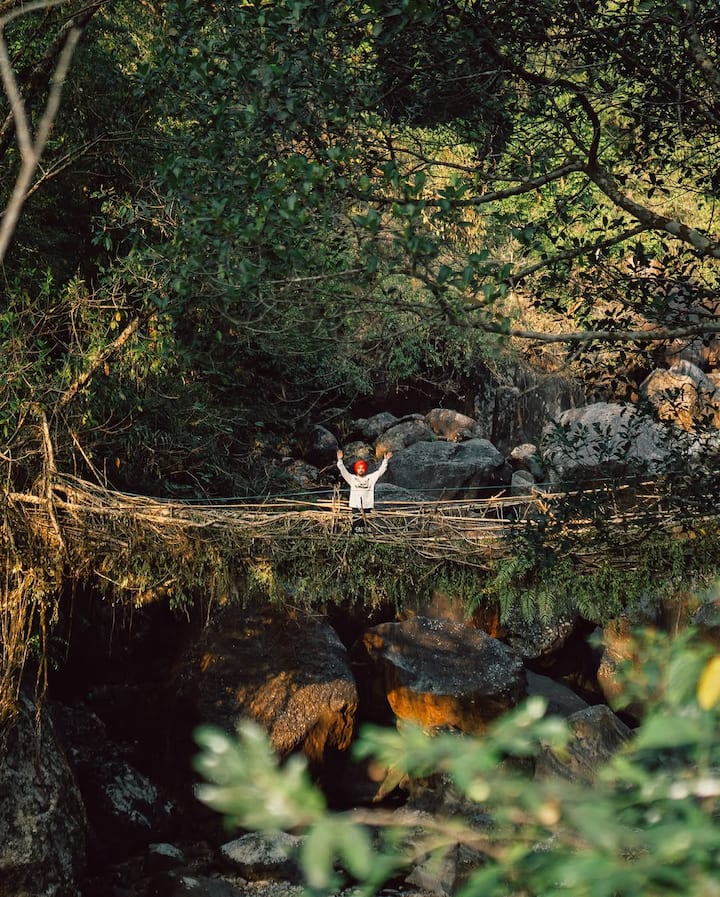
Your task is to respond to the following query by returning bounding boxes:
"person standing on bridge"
[336,449,392,533]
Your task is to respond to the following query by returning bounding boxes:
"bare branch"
[507,223,649,285]
[0,0,82,263]
[586,161,720,258]
[24,133,118,200]
[361,159,586,209]
[480,320,720,346]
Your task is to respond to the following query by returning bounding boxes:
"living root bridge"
[0,471,713,726]
[3,472,531,570]
[0,472,700,582]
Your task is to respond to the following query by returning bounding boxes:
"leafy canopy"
[5,0,720,497]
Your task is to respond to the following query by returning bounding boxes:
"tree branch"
[0,0,83,264]
[22,133,120,201]
[467,22,720,260]
[358,159,587,209]
[56,312,153,412]
[585,161,720,258]
[0,1,106,153]
[683,0,720,96]
[507,223,650,286]
[478,320,720,346]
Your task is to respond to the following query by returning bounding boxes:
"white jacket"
[337,456,388,509]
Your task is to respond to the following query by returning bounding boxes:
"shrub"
[194,627,720,896]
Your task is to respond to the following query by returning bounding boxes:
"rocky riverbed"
[3,580,717,897]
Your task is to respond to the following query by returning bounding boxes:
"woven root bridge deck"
[1,473,696,569]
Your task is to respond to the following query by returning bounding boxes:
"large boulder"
[526,671,589,719]
[511,469,536,495]
[172,608,358,769]
[425,408,483,442]
[534,704,632,783]
[355,616,527,733]
[501,604,578,664]
[473,360,585,453]
[355,412,400,441]
[540,402,673,484]
[639,360,720,431]
[375,417,435,457]
[280,459,319,489]
[0,694,88,897]
[383,438,511,499]
[300,424,338,469]
[375,482,434,504]
[53,701,177,864]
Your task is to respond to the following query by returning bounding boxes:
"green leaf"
[437,264,452,284]
[336,821,374,880]
[301,820,339,891]
[632,713,706,752]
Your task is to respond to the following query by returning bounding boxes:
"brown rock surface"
[358,616,526,733]
[175,608,358,767]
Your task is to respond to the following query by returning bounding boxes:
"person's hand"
[385,451,393,459]
[337,449,343,459]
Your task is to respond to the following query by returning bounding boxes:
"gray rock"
[339,440,373,468]
[502,606,577,662]
[383,438,511,499]
[509,443,545,481]
[172,608,358,769]
[53,701,176,860]
[540,402,673,484]
[492,385,522,453]
[694,597,720,648]
[145,842,187,874]
[220,832,302,881]
[357,616,527,733]
[375,418,436,456]
[0,693,87,897]
[281,459,319,488]
[473,361,585,452]
[355,412,399,440]
[511,469,535,495]
[303,425,339,469]
[526,671,589,718]
[534,704,632,782]
[375,482,434,504]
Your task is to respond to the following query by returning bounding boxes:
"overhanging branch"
[479,320,720,345]
[56,312,153,412]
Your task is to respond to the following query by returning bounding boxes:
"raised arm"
[336,449,353,485]
[367,451,392,484]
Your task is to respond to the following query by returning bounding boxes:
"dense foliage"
[3,16,720,890]
[3,0,720,497]
[195,628,720,897]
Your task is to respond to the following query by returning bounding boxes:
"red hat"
[353,460,368,474]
